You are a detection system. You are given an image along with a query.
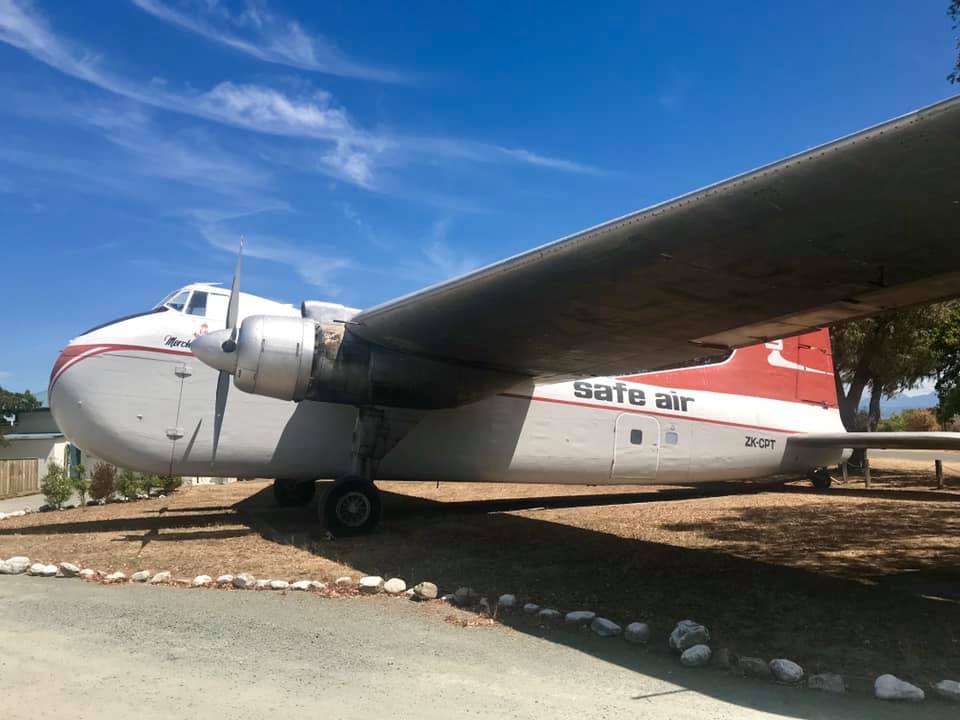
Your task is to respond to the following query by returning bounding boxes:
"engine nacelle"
[230,313,523,408]
[234,315,316,401]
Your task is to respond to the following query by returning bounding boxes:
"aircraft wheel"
[322,475,382,536]
[809,469,832,490]
[273,478,316,507]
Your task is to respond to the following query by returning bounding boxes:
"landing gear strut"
[319,406,390,536]
[273,478,316,507]
[809,468,833,490]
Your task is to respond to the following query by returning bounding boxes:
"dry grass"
[2,459,960,683]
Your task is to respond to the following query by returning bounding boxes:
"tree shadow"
[237,484,960,717]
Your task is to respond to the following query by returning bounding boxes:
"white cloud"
[0,0,600,192]
[196,218,350,294]
[130,0,406,84]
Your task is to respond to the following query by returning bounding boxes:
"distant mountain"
[860,392,938,419]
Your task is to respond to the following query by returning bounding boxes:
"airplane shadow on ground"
[237,484,960,719]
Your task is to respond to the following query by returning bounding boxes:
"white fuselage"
[49,291,846,485]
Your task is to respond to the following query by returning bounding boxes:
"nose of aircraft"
[190,328,238,374]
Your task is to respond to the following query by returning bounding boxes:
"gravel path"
[0,576,952,719]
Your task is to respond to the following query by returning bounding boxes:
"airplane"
[50,96,960,535]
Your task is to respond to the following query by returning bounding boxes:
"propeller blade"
[212,369,230,464]
[226,238,243,332]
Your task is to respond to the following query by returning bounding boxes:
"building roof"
[2,432,64,440]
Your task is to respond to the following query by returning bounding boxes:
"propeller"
[191,239,243,464]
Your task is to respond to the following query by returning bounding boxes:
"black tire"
[809,469,833,490]
[273,478,316,507]
[322,476,381,536]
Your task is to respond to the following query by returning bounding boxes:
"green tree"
[830,304,954,431]
[40,462,73,510]
[89,462,116,502]
[950,1,960,83]
[72,463,90,506]
[934,302,960,422]
[0,386,41,445]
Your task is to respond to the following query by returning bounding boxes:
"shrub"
[902,408,941,432]
[158,474,183,494]
[945,415,960,432]
[71,462,91,505]
[41,462,73,510]
[90,462,116,501]
[115,469,144,501]
[877,414,905,432]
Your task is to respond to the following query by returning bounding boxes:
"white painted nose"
[191,329,239,374]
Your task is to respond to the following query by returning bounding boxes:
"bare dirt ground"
[2,459,960,688]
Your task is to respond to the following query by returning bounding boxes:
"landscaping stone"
[384,577,407,594]
[497,594,516,610]
[215,574,234,586]
[875,674,924,702]
[130,570,151,583]
[453,586,477,606]
[78,569,97,580]
[149,571,171,584]
[334,576,353,587]
[934,680,960,702]
[255,579,272,589]
[564,610,596,627]
[58,562,80,578]
[192,575,213,587]
[680,644,712,667]
[523,603,540,615]
[591,617,622,637]
[104,571,127,583]
[2,556,31,574]
[233,573,255,589]
[413,581,438,600]
[269,580,289,590]
[769,658,804,684]
[290,580,312,591]
[808,673,846,694]
[624,622,650,644]
[737,657,772,680]
[710,647,733,670]
[669,620,710,652]
[28,563,57,577]
[308,581,326,590]
[537,608,562,627]
[359,576,384,594]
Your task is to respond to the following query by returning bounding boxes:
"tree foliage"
[40,462,72,510]
[951,1,960,83]
[830,304,953,430]
[89,462,116,502]
[934,301,960,422]
[0,386,41,445]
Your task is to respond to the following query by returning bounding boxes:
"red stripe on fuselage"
[49,343,193,392]
[499,392,805,435]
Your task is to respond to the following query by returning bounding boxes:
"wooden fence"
[0,458,40,500]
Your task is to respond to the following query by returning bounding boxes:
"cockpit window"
[186,291,208,316]
[165,291,190,312]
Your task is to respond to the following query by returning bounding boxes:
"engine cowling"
[194,312,524,408]
[233,315,316,401]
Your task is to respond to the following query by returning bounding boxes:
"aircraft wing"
[350,95,960,379]
[788,432,960,451]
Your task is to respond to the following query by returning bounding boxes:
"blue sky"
[0,0,956,394]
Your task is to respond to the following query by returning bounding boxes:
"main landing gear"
[808,468,833,489]
[319,406,391,536]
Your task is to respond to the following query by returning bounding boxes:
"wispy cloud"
[131,0,407,84]
[0,0,598,188]
[195,214,351,294]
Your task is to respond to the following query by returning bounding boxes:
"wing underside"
[350,96,960,380]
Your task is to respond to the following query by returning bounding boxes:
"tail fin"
[621,328,838,407]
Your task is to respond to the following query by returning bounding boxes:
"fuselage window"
[187,291,208,316]
[665,431,679,445]
[630,429,643,445]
